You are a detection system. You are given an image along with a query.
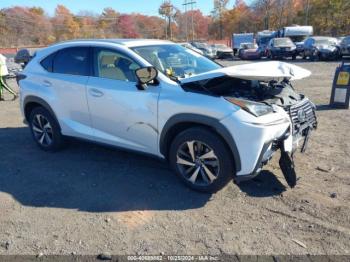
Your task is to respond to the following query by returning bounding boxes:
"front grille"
[287,98,317,135]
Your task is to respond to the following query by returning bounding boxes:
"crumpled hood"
[180,61,311,83]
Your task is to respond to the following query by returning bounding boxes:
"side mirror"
[135,67,158,90]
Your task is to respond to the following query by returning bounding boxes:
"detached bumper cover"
[220,108,291,177]
[222,98,317,182]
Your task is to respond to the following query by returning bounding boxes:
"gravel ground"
[0,58,349,256]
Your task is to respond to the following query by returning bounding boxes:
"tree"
[52,5,80,41]
[211,0,229,39]
[118,14,139,38]
[159,1,177,39]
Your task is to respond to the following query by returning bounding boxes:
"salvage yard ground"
[0,59,349,255]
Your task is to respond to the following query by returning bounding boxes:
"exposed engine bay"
[181,76,303,107]
[181,76,318,188]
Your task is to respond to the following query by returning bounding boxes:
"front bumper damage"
[224,98,317,188]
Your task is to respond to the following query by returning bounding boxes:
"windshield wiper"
[169,75,180,83]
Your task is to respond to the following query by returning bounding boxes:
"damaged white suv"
[18,39,317,192]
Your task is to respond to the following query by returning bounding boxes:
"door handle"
[89,88,104,97]
[43,80,52,87]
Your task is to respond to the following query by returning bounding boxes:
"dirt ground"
[0,58,349,256]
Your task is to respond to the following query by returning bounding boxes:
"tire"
[292,55,296,60]
[267,51,272,59]
[311,51,319,61]
[29,107,64,152]
[169,127,235,193]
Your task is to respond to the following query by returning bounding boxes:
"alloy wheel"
[32,114,53,146]
[176,140,220,186]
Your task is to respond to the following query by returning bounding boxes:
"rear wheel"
[29,107,64,151]
[169,127,234,193]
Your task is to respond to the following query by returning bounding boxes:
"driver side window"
[94,48,140,82]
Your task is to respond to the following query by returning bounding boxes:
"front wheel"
[169,127,235,193]
[29,107,64,151]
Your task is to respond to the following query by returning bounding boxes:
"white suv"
[18,39,317,192]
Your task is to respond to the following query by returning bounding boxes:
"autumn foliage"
[0,0,349,47]
[210,0,350,39]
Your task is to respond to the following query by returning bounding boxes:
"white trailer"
[278,25,313,43]
[232,33,254,55]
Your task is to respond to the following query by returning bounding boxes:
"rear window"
[274,38,294,46]
[40,53,56,72]
[40,47,90,76]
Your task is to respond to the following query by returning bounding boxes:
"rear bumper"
[241,53,261,60]
[271,50,297,57]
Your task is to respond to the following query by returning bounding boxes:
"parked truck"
[232,33,254,56]
[277,25,313,55]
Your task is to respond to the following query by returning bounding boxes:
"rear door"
[86,47,160,155]
[40,46,92,138]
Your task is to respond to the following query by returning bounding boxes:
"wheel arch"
[159,114,241,173]
[23,96,60,130]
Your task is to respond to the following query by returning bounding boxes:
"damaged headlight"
[225,97,274,117]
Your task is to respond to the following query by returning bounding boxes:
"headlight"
[225,97,274,117]
[290,46,296,50]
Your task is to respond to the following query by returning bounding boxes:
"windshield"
[274,38,294,46]
[132,44,221,79]
[315,38,337,45]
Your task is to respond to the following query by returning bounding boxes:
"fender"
[23,96,60,129]
[159,113,241,172]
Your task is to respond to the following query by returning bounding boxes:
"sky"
[0,0,252,16]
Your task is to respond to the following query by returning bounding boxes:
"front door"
[86,47,160,155]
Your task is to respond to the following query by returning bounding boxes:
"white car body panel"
[86,76,160,155]
[19,39,313,180]
[180,61,311,83]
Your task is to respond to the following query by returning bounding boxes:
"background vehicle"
[232,33,254,56]
[238,43,260,60]
[339,36,350,57]
[266,37,297,60]
[18,39,316,192]
[277,25,313,56]
[302,36,340,60]
[179,42,204,55]
[256,30,276,57]
[210,44,233,59]
[190,42,216,59]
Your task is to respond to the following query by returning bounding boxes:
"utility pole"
[160,1,175,40]
[183,0,188,41]
[305,0,310,25]
[183,0,196,41]
[165,2,174,40]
